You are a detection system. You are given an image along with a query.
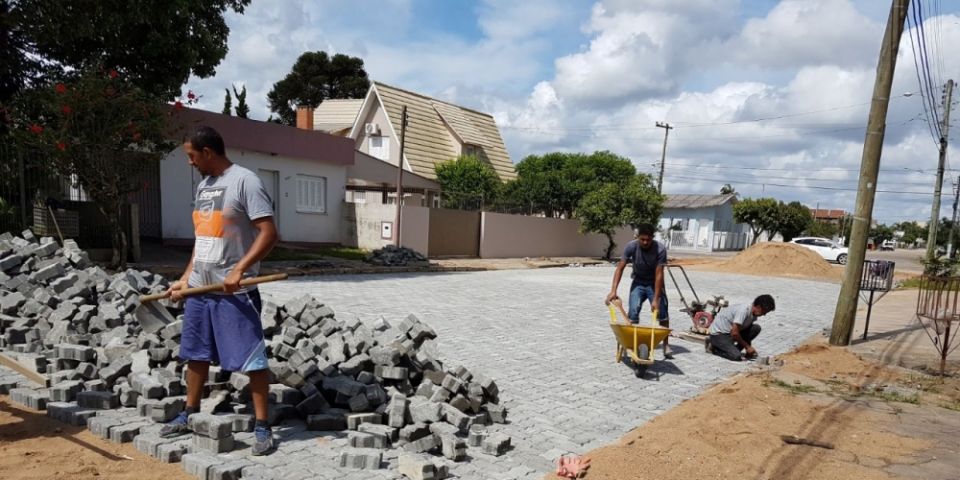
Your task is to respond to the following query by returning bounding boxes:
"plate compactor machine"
[665,264,728,339]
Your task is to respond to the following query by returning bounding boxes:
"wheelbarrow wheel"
[637,344,650,361]
[633,344,650,378]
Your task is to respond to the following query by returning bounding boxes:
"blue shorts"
[628,283,669,324]
[180,289,269,372]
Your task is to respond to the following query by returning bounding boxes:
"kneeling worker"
[707,294,775,361]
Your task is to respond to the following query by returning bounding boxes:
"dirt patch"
[0,397,192,480]
[544,337,960,480]
[693,242,842,282]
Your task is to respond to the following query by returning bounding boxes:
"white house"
[308,81,514,208]
[658,194,750,251]
[161,108,354,245]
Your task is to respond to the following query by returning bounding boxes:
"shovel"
[134,273,289,333]
[138,273,290,303]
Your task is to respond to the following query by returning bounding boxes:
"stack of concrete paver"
[0,230,511,479]
[366,245,429,267]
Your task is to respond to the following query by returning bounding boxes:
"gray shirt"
[188,164,274,290]
[623,240,667,286]
[709,303,756,335]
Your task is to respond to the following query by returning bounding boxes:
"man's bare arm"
[606,259,628,303]
[223,217,278,293]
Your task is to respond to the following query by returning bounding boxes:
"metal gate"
[0,142,160,244]
[427,208,480,257]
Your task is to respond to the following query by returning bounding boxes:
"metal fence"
[0,142,162,248]
[0,143,68,236]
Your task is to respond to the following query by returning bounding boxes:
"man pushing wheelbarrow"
[605,223,672,358]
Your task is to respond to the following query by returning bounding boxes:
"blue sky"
[186,0,960,225]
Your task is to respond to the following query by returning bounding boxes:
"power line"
[906,8,941,145]
[500,95,916,132]
[656,161,937,174]
[664,174,936,196]
[502,118,918,141]
[914,1,944,136]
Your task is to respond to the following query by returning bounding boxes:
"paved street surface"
[865,248,925,274]
[247,266,839,479]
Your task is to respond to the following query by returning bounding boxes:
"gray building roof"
[663,193,737,209]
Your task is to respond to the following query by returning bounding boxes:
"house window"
[463,143,482,158]
[350,190,366,204]
[296,175,326,213]
[369,136,390,161]
[385,192,412,206]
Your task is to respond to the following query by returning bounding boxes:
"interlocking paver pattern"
[255,267,838,479]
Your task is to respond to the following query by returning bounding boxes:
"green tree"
[0,0,36,134]
[577,175,663,260]
[720,183,736,195]
[222,88,232,115]
[506,151,636,218]
[267,51,370,125]
[11,68,179,268]
[773,201,813,242]
[892,221,925,246]
[7,0,249,100]
[805,221,839,239]
[233,85,249,118]
[434,156,501,210]
[869,223,895,244]
[733,197,779,244]
[510,152,572,217]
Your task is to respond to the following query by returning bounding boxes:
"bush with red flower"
[12,67,184,268]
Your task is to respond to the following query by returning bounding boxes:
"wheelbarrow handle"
[139,273,289,303]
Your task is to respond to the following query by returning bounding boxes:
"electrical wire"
[914,1,944,137]
[906,9,942,145]
[663,173,936,196]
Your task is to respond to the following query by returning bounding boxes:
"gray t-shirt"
[709,303,756,335]
[623,240,667,286]
[188,164,273,290]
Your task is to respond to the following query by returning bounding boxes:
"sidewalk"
[849,288,957,374]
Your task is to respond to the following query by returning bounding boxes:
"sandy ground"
[0,245,943,479]
[545,339,960,480]
[0,397,192,480]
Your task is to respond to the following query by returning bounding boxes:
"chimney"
[296,105,314,130]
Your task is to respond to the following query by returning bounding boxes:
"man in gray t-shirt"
[189,163,274,288]
[707,294,776,361]
[159,126,279,456]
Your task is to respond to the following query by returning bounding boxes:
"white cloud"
[181,0,960,224]
[550,1,739,107]
[729,0,882,69]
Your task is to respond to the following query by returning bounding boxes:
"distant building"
[810,208,848,225]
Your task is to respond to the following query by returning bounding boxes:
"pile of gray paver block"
[0,229,511,479]
[366,244,429,267]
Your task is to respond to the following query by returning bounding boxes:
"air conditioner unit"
[365,123,380,135]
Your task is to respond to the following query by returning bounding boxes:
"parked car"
[790,237,849,265]
[880,240,896,251]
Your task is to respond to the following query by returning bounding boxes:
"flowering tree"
[13,68,192,268]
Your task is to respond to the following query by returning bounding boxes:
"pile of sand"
[714,242,840,281]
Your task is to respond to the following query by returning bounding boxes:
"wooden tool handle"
[139,273,289,303]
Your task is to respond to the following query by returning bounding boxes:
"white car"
[790,237,848,265]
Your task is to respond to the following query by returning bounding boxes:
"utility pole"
[830,0,910,346]
[393,105,409,246]
[926,79,955,259]
[655,121,673,193]
[948,175,960,258]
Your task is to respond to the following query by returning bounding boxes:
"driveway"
[252,267,839,479]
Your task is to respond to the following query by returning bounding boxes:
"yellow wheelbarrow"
[608,300,672,378]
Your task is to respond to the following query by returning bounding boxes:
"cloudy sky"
[184,0,960,225]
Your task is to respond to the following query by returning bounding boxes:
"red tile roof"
[171,107,354,166]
